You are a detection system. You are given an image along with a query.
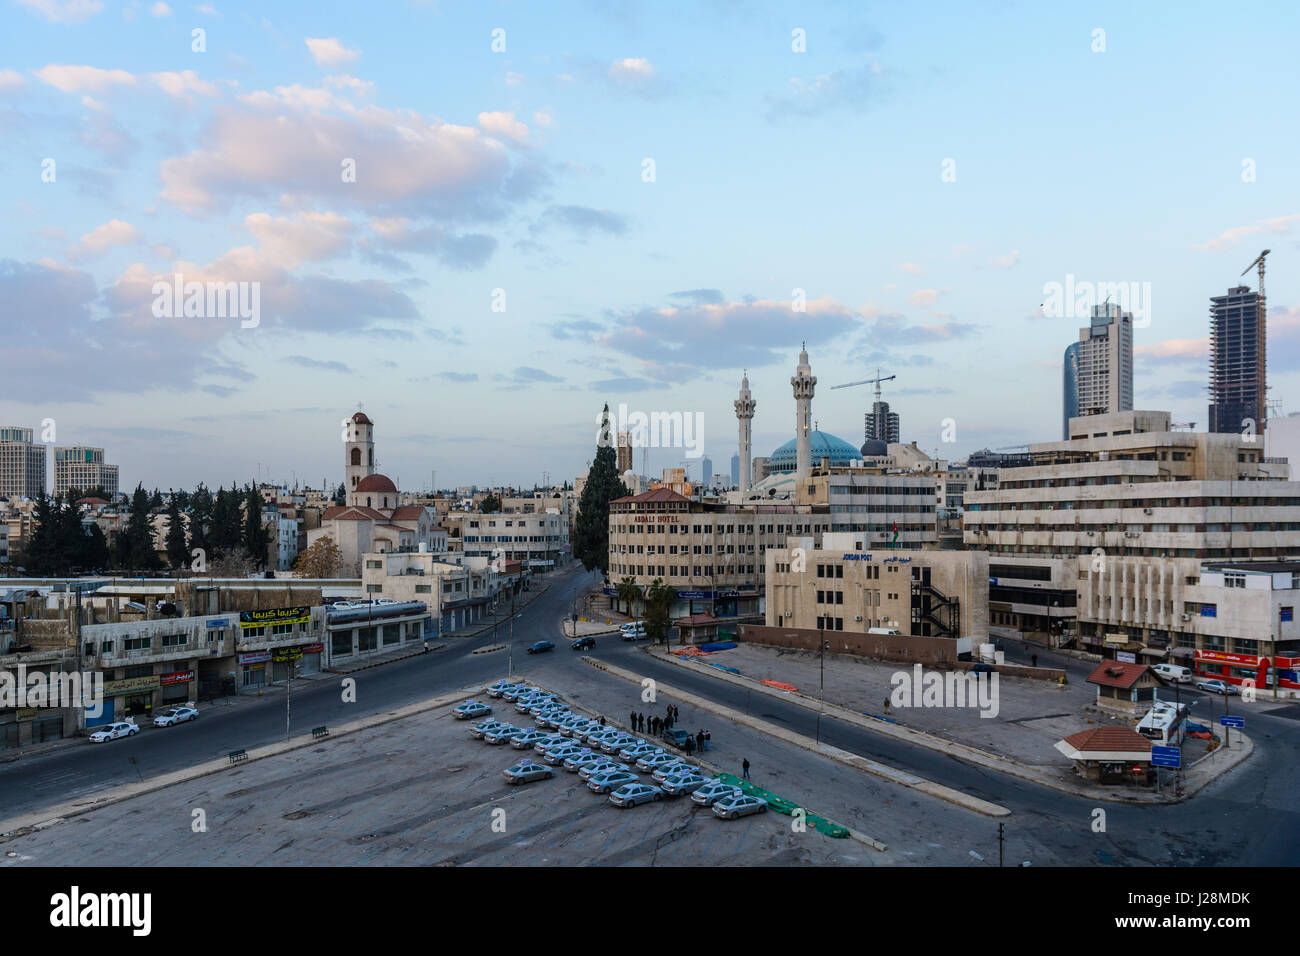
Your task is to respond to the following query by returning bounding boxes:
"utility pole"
[285,656,293,742]
[998,822,1004,868]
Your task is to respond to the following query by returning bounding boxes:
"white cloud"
[0,69,27,92]
[533,107,554,128]
[150,1,172,15]
[478,110,528,143]
[16,0,103,23]
[243,211,353,268]
[990,249,1020,269]
[608,58,654,83]
[66,219,142,261]
[909,288,939,306]
[305,36,360,68]
[149,70,220,98]
[34,64,136,93]
[1194,214,1300,252]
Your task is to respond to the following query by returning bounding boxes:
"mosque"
[734,345,889,500]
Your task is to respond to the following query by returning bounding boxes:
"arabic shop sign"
[239,606,311,629]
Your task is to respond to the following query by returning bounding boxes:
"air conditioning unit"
[1143,508,1153,515]
[1181,614,1191,621]
[854,615,863,622]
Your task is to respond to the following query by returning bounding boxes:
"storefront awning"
[1168,646,1196,659]
[1139,647,1168,658]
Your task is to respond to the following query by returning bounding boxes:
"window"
[161,633,187,647]
[124,635,152,652]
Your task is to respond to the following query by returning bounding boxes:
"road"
[3,563,1297,865]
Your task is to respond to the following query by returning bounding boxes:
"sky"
[1,0,1298,493]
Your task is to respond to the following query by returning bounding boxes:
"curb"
[646,646,1250,805]
[472,644,506,655]
[0,683,487,840]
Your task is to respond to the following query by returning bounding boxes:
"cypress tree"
[573,404,630,574]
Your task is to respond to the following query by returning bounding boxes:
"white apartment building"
[0,426,47,500]
[445,510,570,569]
[360,550,499,633]
[964,410,1300,645]
[52,446,119,499]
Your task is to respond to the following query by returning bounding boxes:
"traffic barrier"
[312,726,329,739]
[761,680,799,692]
[227,749,247,764]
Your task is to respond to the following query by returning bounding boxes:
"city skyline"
[2,0,1298,490]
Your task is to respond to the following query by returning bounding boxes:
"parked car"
[544,745,587,765]
[510,730,549,750]
[153,706,198,728]
[580,760,630,781]
[561,750,600,772]
[600,733,638,754]
[1153,663,1193,684]
[527,641,556,654]
[571,636,595,650]
[653,761,698,783]
[586,769,640,793]
[503,762,554,785]
[1196,678,1239,695]
[487,680,518,697]
[609,783,663,807]
[637,752,682,773]
[691,780,742,806]
[662,728,693,749]
[454,701,493,720]
[620,743,662,763]
[469,719,507,739]
[712,792,768,820]
[621,624,647,641]
[659,772,708,797]
[89,721,138,743]
[484,725,524,745]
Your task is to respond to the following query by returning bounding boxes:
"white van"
[620,621,647,640]
[1153,663,1192,684]
[867,627,902,636]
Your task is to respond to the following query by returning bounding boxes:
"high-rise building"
[616,430,633,474]
[0,426,47,499]
[701,456,713,486]
[53,446,119,499]
[864,400,900,444]
[730,453,740,486]
[1209,284,1266,435]
[1063,303,1133,438]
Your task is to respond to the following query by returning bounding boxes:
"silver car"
[586,769,639,793]
[580,760,630,781]
[660,772,708,797]
[487,680,517,698]
[601,734,638,754]
[503,762,554,785]
[469,719,508,739]
[484,725,523,745]
[620,743,662,763]
[544,745,586,765]
[637,752,682,773]
[454,701,493,720]
[712,792,768,819]
[691,780,741,807]
[652,761,698,783]
[609,783,663,808]
[562,749,600,772]
[511,730,549,750]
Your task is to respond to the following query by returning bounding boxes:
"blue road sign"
[1219,715,1245,729]
[1151,745,1181,768]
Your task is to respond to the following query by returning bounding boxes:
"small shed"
[673,612,721,645]
[1085,660,1159,716]
[1055,726,1154,785]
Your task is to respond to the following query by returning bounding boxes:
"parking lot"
[0,685,872,867]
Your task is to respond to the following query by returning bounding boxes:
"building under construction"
[1208,284,1266,434]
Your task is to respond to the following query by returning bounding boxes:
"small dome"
[351,411,373,425]
[860,438,888,457]
[355,474,397,493]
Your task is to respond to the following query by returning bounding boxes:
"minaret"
[791,343,816,478]
[733,370,757,493]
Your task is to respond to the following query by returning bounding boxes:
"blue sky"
[2,0,1298,491]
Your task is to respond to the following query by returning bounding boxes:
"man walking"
[742,758,751,780]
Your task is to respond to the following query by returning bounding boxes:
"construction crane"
[831,368,896,403]
[1242,249,1270,299]
[994,444,1029,451]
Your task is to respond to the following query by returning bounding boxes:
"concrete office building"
[52,446,119,499]
[1266,412,1300,479]
[963,410,1299,645]
[1063,303,1133,439]
[1076,557,1300,696]
[864,400,901,445]
[444,510,569,569]
[0,426,47,500]
[764,534,988,642]
[1209,284,1267,435]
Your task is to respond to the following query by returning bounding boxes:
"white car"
[89,721,139,743]
[454,701,492,720]
[712,792,768,819]
[153,706,198,728]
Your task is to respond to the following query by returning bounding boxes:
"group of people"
[625,705,711,753]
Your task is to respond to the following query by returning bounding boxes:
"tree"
[242,485,270,569]
[211,486,241,556]
[188,484,213,567]
[125,483,161,571]
[165,493,189,569]
[644,578,674,644]
[149,488,164,510]
[83,523,110,571]
[615,576,641,616]
[333,483,346,505]
[479,492,502,514]
[295,536,342,578]
[573,404,630,574]
[22,494,59,574]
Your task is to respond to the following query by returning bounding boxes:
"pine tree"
[188,484,213,566]
[126,483,161,570]
[165,493,189,569]
[242,485,270,569]
[573,404,630,574]
[23,494,58,574]
[84,523,110,572]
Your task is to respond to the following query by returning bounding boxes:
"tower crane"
[1242,249,1270,299]
[831,368,896,402]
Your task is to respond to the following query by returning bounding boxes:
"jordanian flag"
[891,523,899,545]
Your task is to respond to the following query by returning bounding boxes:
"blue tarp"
[697,642,737,652]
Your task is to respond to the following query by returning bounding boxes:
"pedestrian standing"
[1031,653,1038,668]
[629,710,636,728]
[704,730,710,751]
[742,758,751,780]
[696,731,705,752]
[685,736,695,754]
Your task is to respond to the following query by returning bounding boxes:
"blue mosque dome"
[768,430,861,473]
